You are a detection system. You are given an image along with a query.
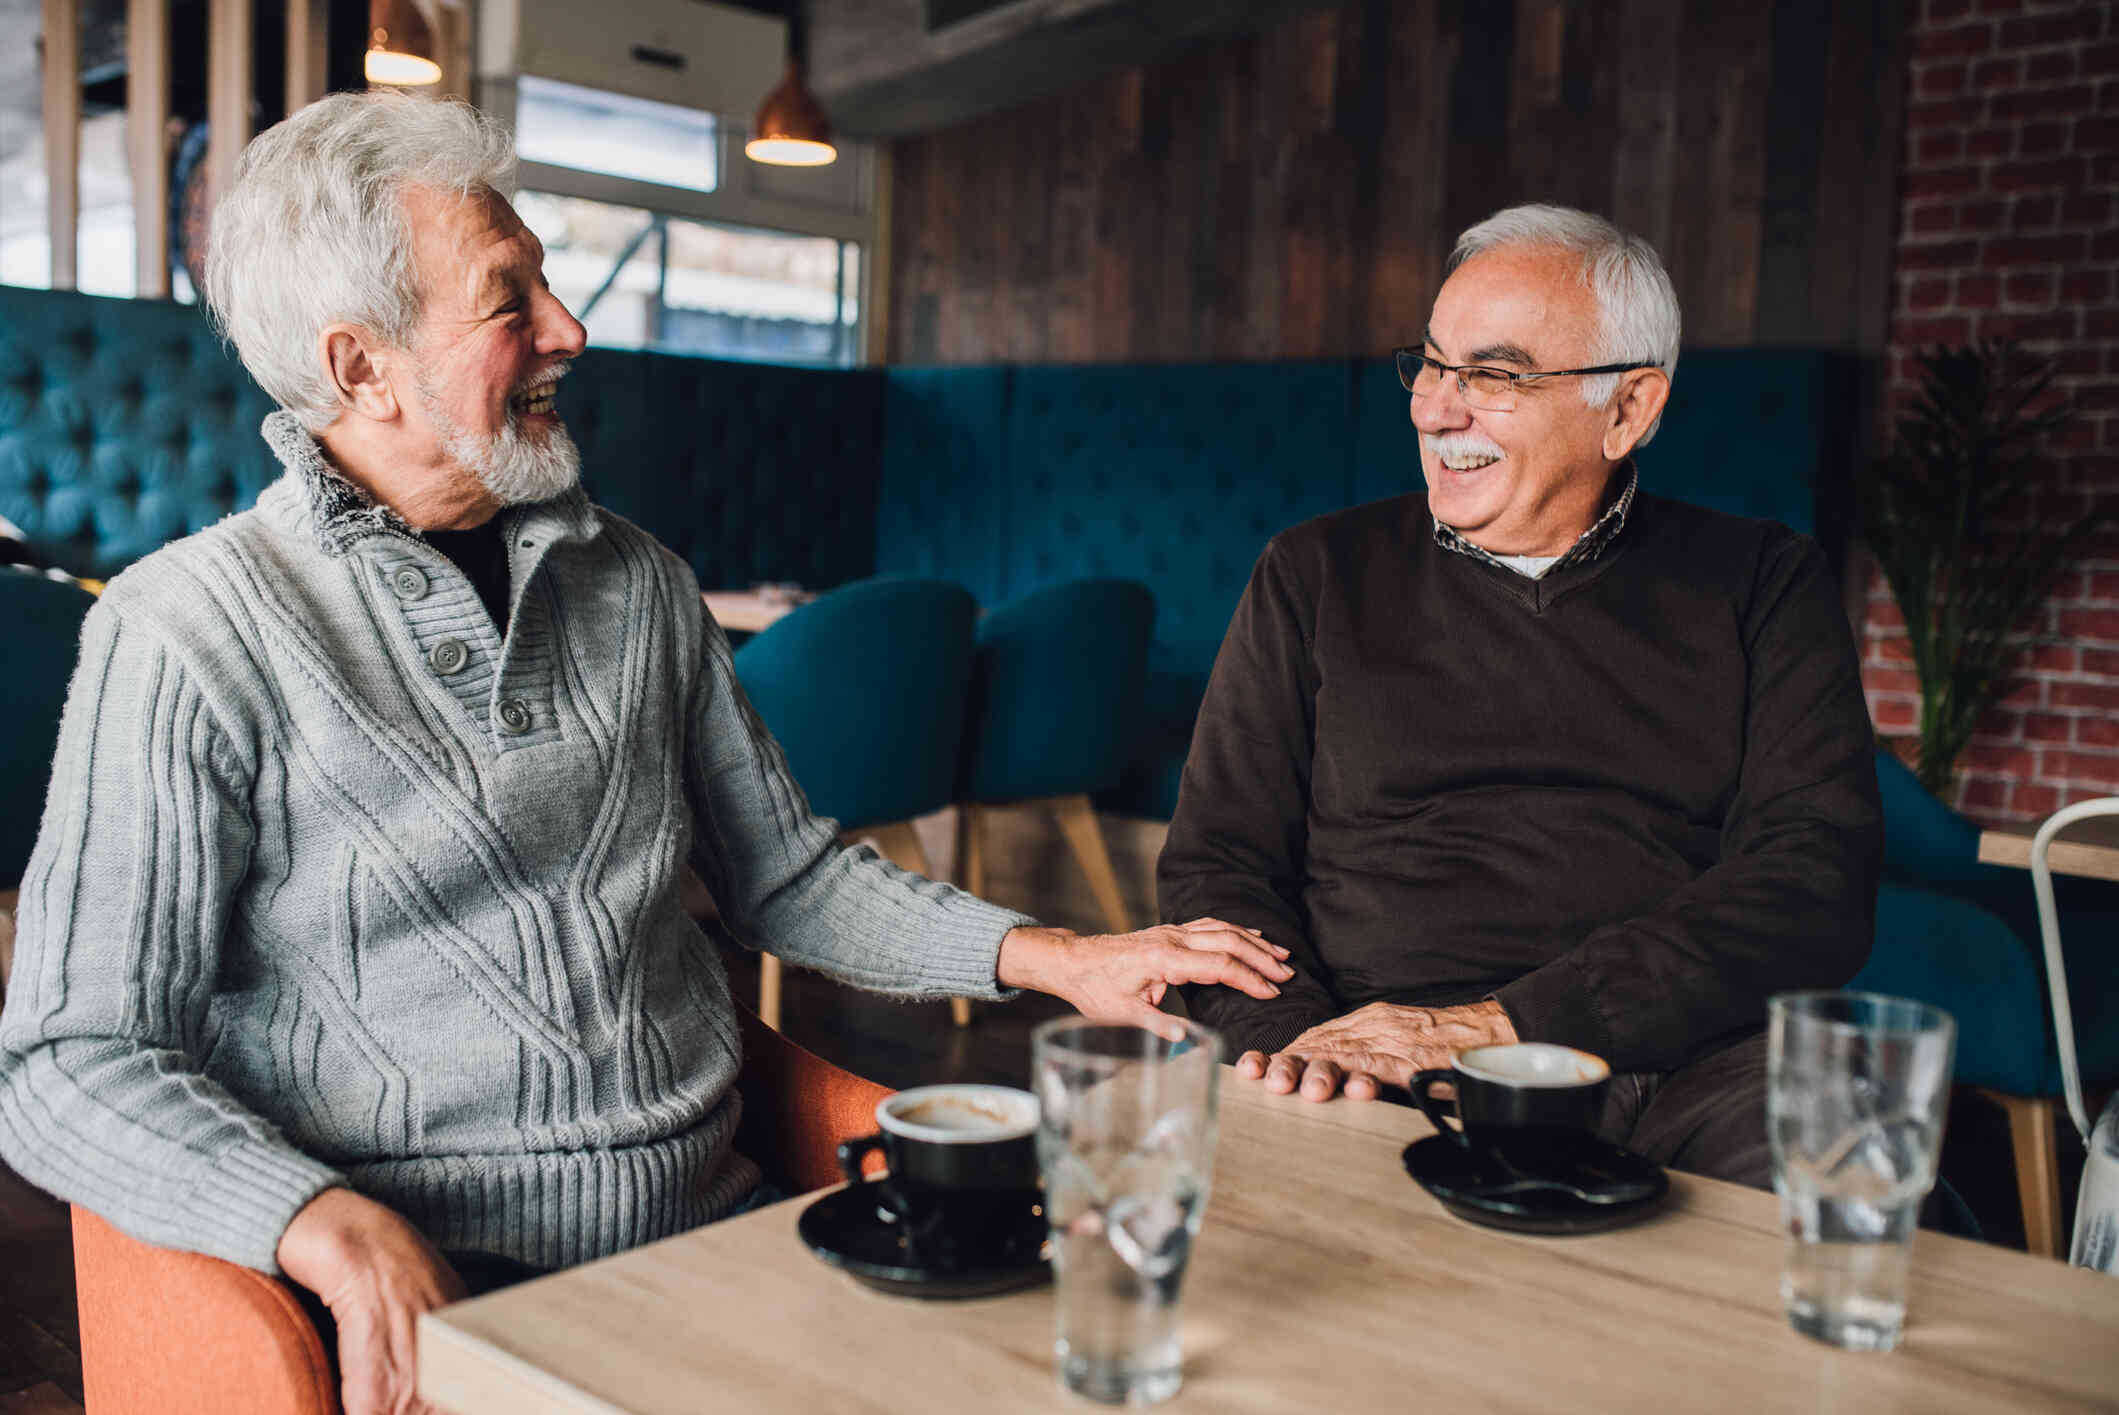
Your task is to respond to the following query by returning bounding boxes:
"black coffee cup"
[1409,1043,1610,1147]
[835,1084,1042,1260]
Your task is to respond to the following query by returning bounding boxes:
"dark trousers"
[1597,1030,1774,1189]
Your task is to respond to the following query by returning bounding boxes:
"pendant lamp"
[746,3,836,166]
[366,0,443,87]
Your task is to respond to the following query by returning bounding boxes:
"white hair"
[202,91,518,432]
[1449,203,1681,446]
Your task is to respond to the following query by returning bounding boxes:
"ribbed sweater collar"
[256,410,602,558]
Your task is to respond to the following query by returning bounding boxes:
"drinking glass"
[1032,1017,1222,1406]
[1767,991,1956,1352]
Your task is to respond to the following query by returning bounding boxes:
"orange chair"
[71,1007,891,1414]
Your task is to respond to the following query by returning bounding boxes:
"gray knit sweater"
[0,413,1031,1274]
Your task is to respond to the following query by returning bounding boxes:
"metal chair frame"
[2029,796,2119,1144]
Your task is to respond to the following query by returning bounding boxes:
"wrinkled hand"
[277,1187,467,1415]
[1236,1000,1517,1102]
[998,919,1294,1042]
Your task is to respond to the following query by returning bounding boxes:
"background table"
[1979,815,2119,883]
[701,589,804,635]
[419,1077,2119,1413]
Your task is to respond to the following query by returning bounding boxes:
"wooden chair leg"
[0,890,17,1015]
[758,955,784,1033]
[864,822,975,1029]
[1048,793,1134,935]
[956,803,987,900]
[1986,1089,2064,1259]
[948,805,986,1029]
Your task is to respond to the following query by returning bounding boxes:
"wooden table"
[1979,815,2119,883]
[419,1077,2119,1413]
[700,589,806,635]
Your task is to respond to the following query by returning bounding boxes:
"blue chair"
[0,570,96,1008]
[953,580,1156,951]
[1855,748,2119,1255]
[730,577,979,1029]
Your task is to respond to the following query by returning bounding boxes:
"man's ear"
[319,324,401,422]
[1602,367,1671,462]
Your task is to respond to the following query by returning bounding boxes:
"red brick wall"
[1867,0,2119,822]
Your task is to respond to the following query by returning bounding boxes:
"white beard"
[419,379,583,507]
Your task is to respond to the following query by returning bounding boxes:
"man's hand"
[276,1187,467,1415]
[1235,1000,1517,1102]
[997,919,1294,1042]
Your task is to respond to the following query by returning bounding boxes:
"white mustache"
[1420,431,1505,462]
[514,360,572,397]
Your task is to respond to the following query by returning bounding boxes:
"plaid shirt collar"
[1432,462,1638,577]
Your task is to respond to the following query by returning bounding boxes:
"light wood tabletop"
[1978,814,2119,882]
[419,1074,2119,1412]
[700,589,807,635]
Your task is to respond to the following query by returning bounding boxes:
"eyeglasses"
[1394,347,1660,413]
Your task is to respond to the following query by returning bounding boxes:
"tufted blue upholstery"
[2,571,96,885]
[0,286,885,592]
[878,360,1361,816]
[578,352,882,593]
[1633,349,1864,539]
[1349,355,1427,509]
[875,367,1013,606]
[959,579,1155,806]
[0,287,280,578]
[732,577,978,832]
[2,283,1864,823]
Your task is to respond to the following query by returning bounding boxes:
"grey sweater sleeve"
[683,619,1035,997]
[0,603,345,1273]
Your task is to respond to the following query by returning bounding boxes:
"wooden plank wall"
[886,0,1905,364]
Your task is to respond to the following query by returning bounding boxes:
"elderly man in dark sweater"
[1159,204,1880,1186]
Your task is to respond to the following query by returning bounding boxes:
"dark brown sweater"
[1160,490,1881,1073]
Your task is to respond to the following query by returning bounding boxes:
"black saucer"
[1402,1129,1669,1235]
[797,1183,1052,1299]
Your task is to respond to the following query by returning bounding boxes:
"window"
[517,191,858,366]
[1,110,136,297]
[490,67,876,367]
[513,75,719,195]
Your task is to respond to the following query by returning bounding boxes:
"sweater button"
[391,566,429,601]
[496,698,532,735]
[429,638,469,676]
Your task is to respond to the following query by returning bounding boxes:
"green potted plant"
[1861,342,2104,797]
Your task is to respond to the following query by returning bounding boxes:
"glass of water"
[1768,991,1956,1352]
[1032,1017,1222,1406]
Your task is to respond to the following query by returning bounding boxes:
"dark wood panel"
[885,0,1906,363]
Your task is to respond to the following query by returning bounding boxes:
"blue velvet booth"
[1,284,1861,823]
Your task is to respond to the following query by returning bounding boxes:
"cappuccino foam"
[1456,1043,1610,1088]
[879,1084,1038,1142]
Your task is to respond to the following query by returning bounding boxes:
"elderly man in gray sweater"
[0,92,1289,1415]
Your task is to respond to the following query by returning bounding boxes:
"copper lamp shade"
[366,0,442,86]
[746,58,837,167]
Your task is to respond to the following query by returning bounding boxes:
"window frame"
[481,75,883,365]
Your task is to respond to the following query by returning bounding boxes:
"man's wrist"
[995,924,1076,994]
[276,1185,390,1295]
[1470,997,1519,1045]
